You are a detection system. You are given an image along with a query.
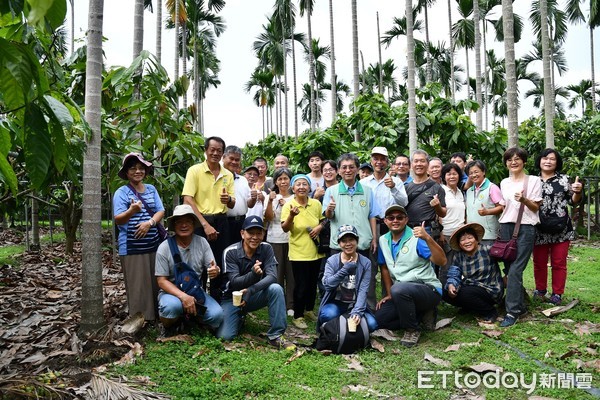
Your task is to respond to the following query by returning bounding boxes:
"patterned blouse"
[535,174,576,245]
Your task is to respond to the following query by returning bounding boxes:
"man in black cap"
[216,216,295,350]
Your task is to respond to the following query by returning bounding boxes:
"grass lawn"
[111,243,600,400]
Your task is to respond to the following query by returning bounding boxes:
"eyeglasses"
[386,215,406,221]
[394,162,409,167]
[322,168,336,173]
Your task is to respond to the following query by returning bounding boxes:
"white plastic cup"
[348,318,357,333]
[232,291,243,306]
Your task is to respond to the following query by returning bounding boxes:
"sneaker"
[287,309,294,317]
[420,308,437,331]
[268,336,296,351]
[304,311,317,321]
[500,313,518,327]
[293,317,308,329]
[400,329,421,347]
[533,290,547,301]
[548,294,562,305]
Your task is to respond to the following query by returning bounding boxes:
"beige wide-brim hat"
[118,152,153,180]
[449,223,485,251]
[168,204,201,231]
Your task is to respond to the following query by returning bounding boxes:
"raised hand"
[413,221,430,239]
[250,183,258,200]
[429,194,440,208]
[313,183,325,199]
[130,199,143,214]
[383,175,395,188]
[252,260,263,275]
[220,186,230,204]
[327,195,336,213]
[572,176,583,194]
[478,203,487,216]
[207,260,220,279]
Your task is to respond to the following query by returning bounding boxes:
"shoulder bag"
[489,177,529,262]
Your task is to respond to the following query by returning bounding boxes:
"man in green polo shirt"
[373,205,446,347]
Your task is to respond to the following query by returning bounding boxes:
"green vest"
[379,228,441,290]
[328,181,373,251]
[466,179,500,240]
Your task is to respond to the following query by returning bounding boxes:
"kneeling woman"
[319,225,378,332]
[444,223,504,321]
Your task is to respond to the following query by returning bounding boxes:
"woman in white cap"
[282,174,325,329]
[443,223,504,322]
[113,153,165,322]
[319,225,377,332]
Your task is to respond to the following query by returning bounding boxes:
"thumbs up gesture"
[313,182,325,199]
[429,193,440,208]
[268,188,277,201]
[478,203,487,216]
[572,176,583,194]
[384,175,395,188]
[207,260,220,279]
[220,186,230,204]
[250,183,258,200]
[413,221,429,239]
[327,195,337,213]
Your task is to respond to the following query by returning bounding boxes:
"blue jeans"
[216,283,287,341]
[500,223,536,315]
[158,292,224,329]
[318,301,378,332]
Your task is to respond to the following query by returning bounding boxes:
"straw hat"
[449,223,485,251]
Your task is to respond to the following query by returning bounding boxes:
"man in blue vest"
[373,205,446,347]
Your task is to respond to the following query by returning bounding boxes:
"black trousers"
[374,281,441,331]
[195,214,229,303]
[291,259,321,319]
[442,285,498,318]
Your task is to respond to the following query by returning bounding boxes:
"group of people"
[113,136,583,350]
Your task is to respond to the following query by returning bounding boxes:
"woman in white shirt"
[497,147,542,327]
[264,167,295,315]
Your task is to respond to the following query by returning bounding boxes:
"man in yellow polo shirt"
[182,136,235,302]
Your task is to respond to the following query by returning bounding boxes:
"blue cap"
[290,174,311,188]
[242,216,265,230]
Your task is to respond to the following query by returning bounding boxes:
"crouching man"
[216,216,295,350]
[155,205,224,336]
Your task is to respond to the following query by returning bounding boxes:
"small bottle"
[306,227,320,247]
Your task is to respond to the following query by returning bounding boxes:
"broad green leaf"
[24,103,52,189]
[43,94,73,128]
[26,0,55,27]
[43,0,66,30]
[50,120,67,173]
[0,123,18,195]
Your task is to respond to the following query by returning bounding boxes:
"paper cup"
[232,291,243,306]
[347,318,357,333]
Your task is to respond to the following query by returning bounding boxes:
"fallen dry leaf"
[192,348,210,358]
[370,339,385,353]
[544,350,553,358]
[371,329,399,341]
[445,344,461,352]
[120,312,145,335]
[559,349,580,360]
[424,352,450,367]
[435,317,454,330]
[467,362,503,373]
[285,348,306,365]
[583,359,600,371]
[156,334,194,345]
[342,355,364,372]
[482,330,503,338]
[477,321,497,330]
[574,321,600,337]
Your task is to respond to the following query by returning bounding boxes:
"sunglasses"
[386,215,406,221]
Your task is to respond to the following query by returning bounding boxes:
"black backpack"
[167,237,206,306]
[315,314,370,354]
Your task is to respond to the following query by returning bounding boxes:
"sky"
[72,0,595,148]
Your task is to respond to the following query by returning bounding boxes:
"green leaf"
[24,103,52,189]
[43,94,73,128]
[0,123,18,195]
[43,0,66,30]
[26,0,56,27]
[50,120,67,173]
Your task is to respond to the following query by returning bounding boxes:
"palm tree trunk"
[424,6,432,84]
[448,0,455,102]
[307,11,316,132]
[275,77,280,136]
[377,12,383,95]
[81,0,105,334]
[590,26,596,114]
[174,0,180,112]
[406,0,417,153]
[156,0,162,63]
[502,0,519,147]
[329,0,337,122]
[465,47,470,99]
[182,23,188,109]
[540,0,554,148]
[69,0,75,54]
[282,17,289,137]
[483,23,489,130]
[351,0,360,141]
[292,30,299,137]
[194,27,201,133]
[473,0,483,132]
[262,106,266,139]
[133,0,144,59]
